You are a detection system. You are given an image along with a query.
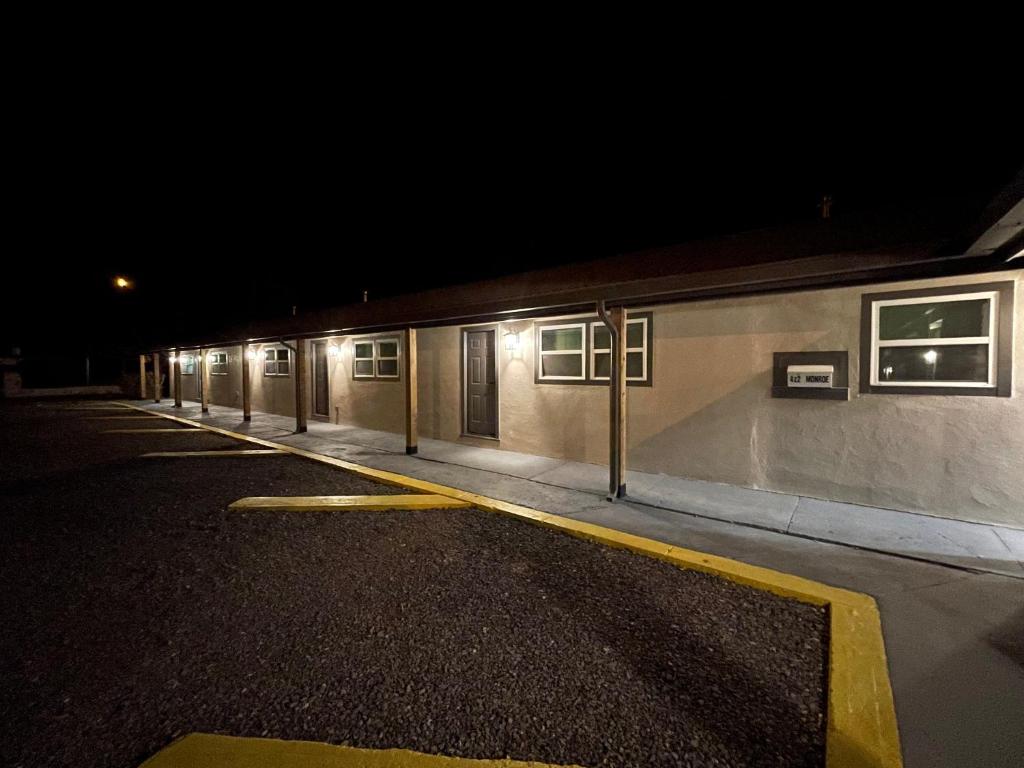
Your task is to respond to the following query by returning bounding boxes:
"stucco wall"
[248,342,295,417]
[626,270,1023,526]
[329,336,404,432]
[322,270,1023,526]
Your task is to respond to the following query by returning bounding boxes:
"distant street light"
[114,276,133,290]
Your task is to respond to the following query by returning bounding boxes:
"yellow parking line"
[141,733,578,768]
[84,415,166,420]
[229,494,471,512]
[101,428,206,434]
[116,402,903,768]
[141,450,287,458]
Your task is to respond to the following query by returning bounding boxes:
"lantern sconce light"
[504,329,520,352]
[246,348,258,362]
[327,344,339,357]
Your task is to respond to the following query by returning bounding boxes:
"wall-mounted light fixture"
[168,354,177,364]
[246,349,258,361]
[504,329,520,352]
[327,344,339,357]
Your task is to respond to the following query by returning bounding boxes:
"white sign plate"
[787,364,834,388]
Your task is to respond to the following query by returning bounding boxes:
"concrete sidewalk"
[140,400,1022,579]
[133,400,1024,768]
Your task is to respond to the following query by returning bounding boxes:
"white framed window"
[590,317,649,383]
[869,290,998,389]
[180,355,196,375]
[209,352,229,376]
[353,337,401,380]
[537,323,586,380]
[375,338,400,378]
[263,348,289,376]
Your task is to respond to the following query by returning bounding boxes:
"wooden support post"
[404,328,418,455]
[241,343,252,422]
[152,352,161,403]
[294,340,307,434]
[139,354,147,400]
[173,349,183,407]
[199,349,210,414]
[609,306,628,499]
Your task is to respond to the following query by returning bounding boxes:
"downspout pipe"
[597,300,625,500]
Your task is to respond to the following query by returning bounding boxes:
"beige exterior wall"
[246,342,295,417]
[318,269,1023,527]
[326,335,405,432]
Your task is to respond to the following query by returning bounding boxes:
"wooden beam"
[241,343,252,422]
[404,328,418,455]
[152,352,161,403]
[199,348,210,414]
[173,349,183,407]
[609,306,628,499]
[138,354,147,400]
[294,341,307,433]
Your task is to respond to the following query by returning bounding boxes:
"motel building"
[147,192,1023,535]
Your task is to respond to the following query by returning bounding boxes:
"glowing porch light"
[504,330,520,351]
[327,344,339,356]
[246,349,258,361]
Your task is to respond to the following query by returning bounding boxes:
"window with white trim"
[180,355,196,375]
[263,348,289,376]
[209,352,228,375]
[591,317,648,382]
[538,323,586,380]
[353,337,401,380]
[868,290,999,389]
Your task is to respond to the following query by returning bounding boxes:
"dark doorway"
[312,341,330,418]
[463,329,498,438]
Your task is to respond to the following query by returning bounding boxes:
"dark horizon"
[6,135,1022,358]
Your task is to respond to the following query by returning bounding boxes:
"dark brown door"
[313,341,329,417]
[465,330,497,437]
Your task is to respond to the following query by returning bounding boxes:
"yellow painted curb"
[142,449,287,458]
[140,733,578,768]
[229,494,473,512]
[117,403,903,768]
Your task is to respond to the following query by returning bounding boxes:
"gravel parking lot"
[1,401,828,768]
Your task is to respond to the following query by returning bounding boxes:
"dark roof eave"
[151,248,1009,352]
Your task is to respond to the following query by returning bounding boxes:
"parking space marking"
[141,449,286,458]
[228,494,472,512]
[101,428,207,434]
[84,415,166,420]
[115,402,903,768]
[141,732,579,767]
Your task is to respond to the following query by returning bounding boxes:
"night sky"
[5,90,1022,363]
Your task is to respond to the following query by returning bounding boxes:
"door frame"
[460,325,500,440]
[310,339,331,421]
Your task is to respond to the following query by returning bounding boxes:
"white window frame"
[209,352,229,376]
[869,290,999,388]
[537,322,587,381]
[353,340,375,379]
[375,338,400,379]
[590,317,648,382]
[352,337,400,380]
[262,348,290,377]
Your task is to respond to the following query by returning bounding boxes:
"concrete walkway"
[135,400,1024,768]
